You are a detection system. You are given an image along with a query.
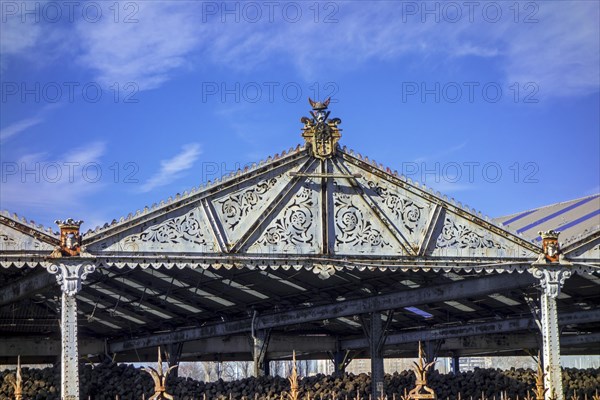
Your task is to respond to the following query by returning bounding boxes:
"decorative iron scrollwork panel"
[96,207,218,252]
[124,208,214,251]
[218,177,279,231]
[248,179,321,254]
[134,210,206,245]
[431,214,518,257]
[211,168,298,245]
[335,194,389,248]
[366,180,432,242]
[333,185,401,255]
[341,161,434,249]
[259,188,315,246]
[436,217,504,249]
[0,233,17,250]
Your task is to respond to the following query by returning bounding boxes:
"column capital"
[47,261,96,296]
[530,266,572,298]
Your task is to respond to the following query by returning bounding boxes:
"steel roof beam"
[0,271,56,307]
[4,330,599,362]
[91,279,181,320]
[109,272,536,352]
[342,308,600,349]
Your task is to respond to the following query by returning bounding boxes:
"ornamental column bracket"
[48,219,95,296]
[530,266,572,299]
[301,97,342,160]
[531,230,573,298]
[47,262,96,296]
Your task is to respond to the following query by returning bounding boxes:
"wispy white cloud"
[0,142,107,216]
[501,2,600,97]
[0,116,44,142]
[1,2,597,98]
[0,15,41,52]
[0,104,60,142]
[0,4,75,72]
[0,13,42,71]
[76,3,201,90]
[140,143,202,192]
[63,141,106,166]
[193,2,599,97]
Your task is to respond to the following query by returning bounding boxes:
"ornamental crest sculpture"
[51,219,83,257]
[301,97,342,160]
[536,230,570,265]
[540,230,560,263]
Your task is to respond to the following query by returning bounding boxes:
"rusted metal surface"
[562,230,600,261]
[5,355,23,400]
[408,342,436,400]
[51,219,83,258]
[142,347,178,400]
[539,230,562,263]
[368,312,385,399]
[534,353,547,400]
[301,97,342,160]
[288,351,299,400]
[540,290,563,400]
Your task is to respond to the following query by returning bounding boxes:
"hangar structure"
[1,99,599,400]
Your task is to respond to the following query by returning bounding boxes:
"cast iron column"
[532,266,571,400]
[252,329,271,377]
[451,355,460,374]
[369,312,385,399]
[48,262,95,400]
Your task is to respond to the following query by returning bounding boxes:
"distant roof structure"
[494,194,600,244]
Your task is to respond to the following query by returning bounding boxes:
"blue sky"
[1,0,599,232]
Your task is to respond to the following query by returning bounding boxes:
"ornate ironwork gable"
[2,99,544,268]
[0,212,58,253]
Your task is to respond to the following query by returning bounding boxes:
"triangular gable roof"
[75,145,540,269]
[1,97,558,271]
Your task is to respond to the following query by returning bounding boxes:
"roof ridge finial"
[301,97,342,160]
[51,219,83,257]
[309,97,330,110]
[536,230,571,265]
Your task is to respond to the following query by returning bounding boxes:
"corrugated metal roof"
[494,194,600,243]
